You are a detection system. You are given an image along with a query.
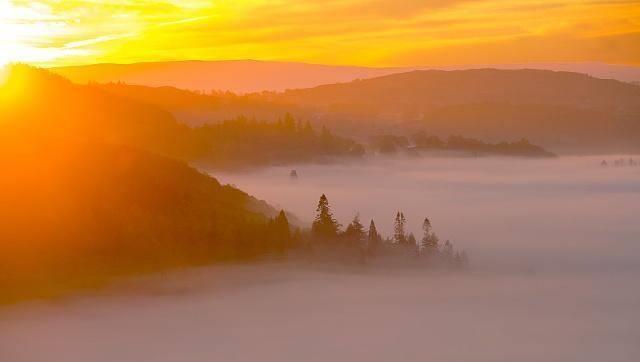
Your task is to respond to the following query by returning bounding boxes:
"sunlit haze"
[1,2,639,361]
[1,0,639,67]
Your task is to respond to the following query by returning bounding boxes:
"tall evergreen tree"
[393,211,407,245]
[367,219,381,252]
[344,213,366,246]
[420,217,439,256]
[311,194,341,238]
[267,210,291,255]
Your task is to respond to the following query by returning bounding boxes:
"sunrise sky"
[1,0,639,67]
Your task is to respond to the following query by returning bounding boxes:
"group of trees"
[191,114,365,168]
[371,132,554,157]
[310,194,469,267]
[602,158,638,167]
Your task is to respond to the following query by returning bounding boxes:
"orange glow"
[1,0,639,67]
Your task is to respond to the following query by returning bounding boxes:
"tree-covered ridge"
[1,65,364,170]
[191,114,365,168]
[371,132,555,157]
[0,141,298,303]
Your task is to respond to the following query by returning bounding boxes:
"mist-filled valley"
[4,1,640,360]
[2,155,639,362]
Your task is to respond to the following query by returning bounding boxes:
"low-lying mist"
[215,155,640,272]
[1,155,639,362]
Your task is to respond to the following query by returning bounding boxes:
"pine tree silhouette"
[420,217,439,256]
[311,194,341,238]
[394,211,407,245]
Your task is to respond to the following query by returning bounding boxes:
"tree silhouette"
[367,219,381,255]
[420,217,439,256]
[344,213,366,245]
[311,194,341,238]
[393,211,407,245]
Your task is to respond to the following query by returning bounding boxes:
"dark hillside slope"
[0,66,294,303]
[0,65,195,159]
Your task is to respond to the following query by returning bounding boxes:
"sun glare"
[0,64,9,86]
[0,1,70,66]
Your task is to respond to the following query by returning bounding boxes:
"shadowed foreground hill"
[0,66,295,303]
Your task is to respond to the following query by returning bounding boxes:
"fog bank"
[215,155,640,271]
[1,155,639,362]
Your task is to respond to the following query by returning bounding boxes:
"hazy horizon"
[49,60,640,94]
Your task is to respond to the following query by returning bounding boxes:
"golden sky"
[1,0,639,67]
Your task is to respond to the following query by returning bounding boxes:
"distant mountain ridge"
[273,69,640,153]
[51,60,411,93]
[90,67,640,153]
[50,60,640,93]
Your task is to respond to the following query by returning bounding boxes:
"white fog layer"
[1,156,639,362]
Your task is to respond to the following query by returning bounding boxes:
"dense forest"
[372,132,555,157]
[191,115,365,168]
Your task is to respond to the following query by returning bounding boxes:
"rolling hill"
[0,65,296,303]
[88,68,640,153]
[51,60,409,93]
[50,60,640,95]
[275,69,640,153]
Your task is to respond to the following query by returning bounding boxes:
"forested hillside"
[91,69,640,153]
[0,65,297,302]
[275,69,640,152]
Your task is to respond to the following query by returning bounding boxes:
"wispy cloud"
[2,0,639,66]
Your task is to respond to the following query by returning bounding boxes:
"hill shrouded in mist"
[51,60,409,93]
[0,66,296,302]
[50,60,640,95]
[88,67,640,153]
[275,69,640,153]
[1,65,362,169]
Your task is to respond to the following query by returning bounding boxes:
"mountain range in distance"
[50,60,640,94]
[83,66,640,154]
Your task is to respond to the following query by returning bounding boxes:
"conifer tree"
[367,219,381,253]
[393,211,407,245]
[311,194,341,238]
[345,213,366,245]
[267,210,291,254]
[420,217,439,256]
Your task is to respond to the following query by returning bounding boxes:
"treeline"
[191,114,365,168]
[0,142,301,303]
[371,132,555,157]
[297,194,469,267]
